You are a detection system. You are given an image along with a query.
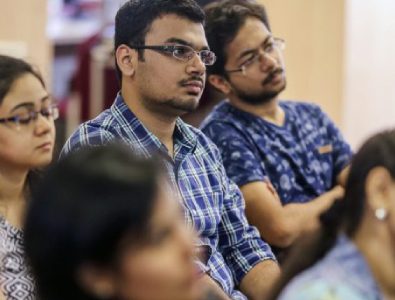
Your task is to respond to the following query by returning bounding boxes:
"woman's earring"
[375,208,388,221]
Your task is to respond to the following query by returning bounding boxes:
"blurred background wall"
[0,0,52,85]
[343,0,395,149]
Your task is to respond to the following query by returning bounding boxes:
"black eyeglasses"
[0,104,59,131]
[225,37,285,75]
[128,44,217,66]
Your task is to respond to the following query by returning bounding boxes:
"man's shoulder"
[200,101,246,137]
[201,100,237,127]
[280,100,322,114]
[183,121,218,148]
[178,121,223,162]
[280,100,328,125]
[61,109,119,156]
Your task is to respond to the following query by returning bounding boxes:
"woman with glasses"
[269,130,395,300]
[0,55,58,299]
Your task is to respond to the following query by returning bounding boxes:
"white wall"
[343,0,395,149]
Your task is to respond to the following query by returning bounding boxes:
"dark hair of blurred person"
[269,129,395,300]
[24,143,215,300]
[0,55,57,299]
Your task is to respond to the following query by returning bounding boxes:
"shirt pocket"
[311,144,334,188]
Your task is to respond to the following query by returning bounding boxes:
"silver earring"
[375,208,388,221]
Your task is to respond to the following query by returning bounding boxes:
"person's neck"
[0,167,28,229]
[228,95,284,126]
[353,217,395,299]
[121,88,177,156]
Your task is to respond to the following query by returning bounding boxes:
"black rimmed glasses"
[225,37,285,76]
[0,104,59,131]
[128,44,217,66]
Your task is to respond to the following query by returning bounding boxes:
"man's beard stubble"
[233,69,286,105]
[140,76,204,116]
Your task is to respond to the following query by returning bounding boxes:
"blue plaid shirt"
[201,100,352,205]
[61,94,275,299]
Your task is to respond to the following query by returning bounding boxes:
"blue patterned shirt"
[278,235,384,300]
[61,94,276,299]
[201,100,352,204]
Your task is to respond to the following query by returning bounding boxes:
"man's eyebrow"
[164,38,209,50]
[237,36,272,61]
[10,95,50,112]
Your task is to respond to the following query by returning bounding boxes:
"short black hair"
[204,0,270,76]
[114,0,205,86]
[24,143,162,300]
[0,55,45,105]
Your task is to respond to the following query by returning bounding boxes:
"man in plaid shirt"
[61,1,279,299]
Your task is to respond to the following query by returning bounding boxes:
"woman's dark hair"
[268,129,395,299]
[204,0,271,77]
[0,55,45,105]
[0,55,47,191]
[24,143,162,300]
[114,0,205,86]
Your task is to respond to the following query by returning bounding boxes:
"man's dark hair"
[24,143,162,300]
[0,55,45,105]
[114,0,205,86]
[204,0,271,77]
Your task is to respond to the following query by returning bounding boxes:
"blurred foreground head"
[24,143,202,300]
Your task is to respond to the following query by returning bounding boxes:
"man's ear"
[115,44,137,78]
[208,74,232,95]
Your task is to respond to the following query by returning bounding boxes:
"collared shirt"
[201,100,352,204]
[278,235,384,300]
[61,94,275,299]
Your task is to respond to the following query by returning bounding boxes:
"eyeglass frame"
[127,44,217,66]
[224,37,285,75]
[0,104,59,130]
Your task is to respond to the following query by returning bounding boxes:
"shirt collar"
[111,93,197,156]
[174,118,197,151]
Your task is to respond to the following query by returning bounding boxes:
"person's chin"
[266,78,286,95]
[170,97,199,113]
[33,155,53,168]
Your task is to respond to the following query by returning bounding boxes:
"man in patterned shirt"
[61,1,279,299]
[201,0,352,254]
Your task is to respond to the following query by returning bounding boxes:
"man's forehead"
[226,17,271,58]
[145,14,207,47]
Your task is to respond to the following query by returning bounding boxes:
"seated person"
[201,0,352,252]
[62,0,279,299]
[24,143,222,300]
[270,129,395,300]
[0,55,58,299]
